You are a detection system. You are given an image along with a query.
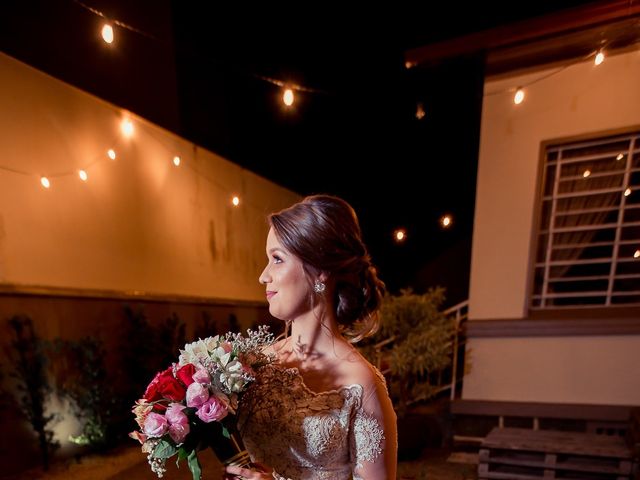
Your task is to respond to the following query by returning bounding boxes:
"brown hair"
[268,194,385,342]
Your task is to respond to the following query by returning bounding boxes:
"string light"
[78,170,88,181]
[415,102,426,120]
[73,0,637,116]
[583,169,591,178]
[173,156,181,166]
[634,249,640,259]
[121,118,134,137]
[616,153,624,161]
[40,177,50,189]
[482,44,627,107]
[232,196,240,206]
[101,24,114,44]
[107,149,116,160]
[513,88,525,105]
[282,88,294,107]
[624,188,632,196]
[393,229,406,243]
[440,215,452,228]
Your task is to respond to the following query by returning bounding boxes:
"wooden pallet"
[478,427,633,480]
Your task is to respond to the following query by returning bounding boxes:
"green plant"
[360,288,455,417]
[51,337,117,448]
[6,315,59,469]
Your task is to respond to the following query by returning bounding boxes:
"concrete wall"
[0,52,300,302]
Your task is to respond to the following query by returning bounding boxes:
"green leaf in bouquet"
[221,424,230,439]
[178,447,189,460]
[153,439,178,459]
[176,446,189,468]
[187,449,202,480]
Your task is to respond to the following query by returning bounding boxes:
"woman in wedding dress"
[224,195,397,480]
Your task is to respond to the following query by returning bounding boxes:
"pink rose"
[196,396,228,423]
[165,403,190,444]
[143,412,169,438]
[165,403,188,425]
[192,367,210,384]
[169,421,190,444]
[186,382,209,408]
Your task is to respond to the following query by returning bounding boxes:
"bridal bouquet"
[130,326,275,479]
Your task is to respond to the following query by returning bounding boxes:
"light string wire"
[483,22,640,97]
[72,0,328,96]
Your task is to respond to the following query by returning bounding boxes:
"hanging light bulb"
[40,176,50,189]
[282,88,294,107]
[78,170,88,181]
[594,51,605,66]
[393,229,406,243]
[514,88,525,105]
[173,156,181,166]
[101,24,114,44]
[440,215,453,228]
[232,196,240,206]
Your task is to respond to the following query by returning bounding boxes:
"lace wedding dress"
[238,363,396,480]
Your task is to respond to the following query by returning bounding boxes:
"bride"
[224,195,397,480]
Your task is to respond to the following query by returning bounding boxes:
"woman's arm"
[350,371,398,479]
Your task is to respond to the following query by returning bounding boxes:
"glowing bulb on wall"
[594,51,605,66]
[40,177,50,189]
[101,24,114,44]
[514,88,525,105]
[283,88,294,106]
[121,118,134,137]
[232,196,240,206]
[78,170,88,181]
[173,156,181,166]
[583,170,591,178]
[107,149,116,160]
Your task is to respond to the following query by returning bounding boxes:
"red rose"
[176,363,196,387]
[143,367,187,407]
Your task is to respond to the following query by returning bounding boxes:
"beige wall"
[0,52,300,303]
[464,49,640,405]
[464,336,640,404]
[470,49,640,320]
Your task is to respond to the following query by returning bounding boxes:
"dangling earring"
[313,280,326,294]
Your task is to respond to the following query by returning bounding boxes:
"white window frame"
[531,132,640,309]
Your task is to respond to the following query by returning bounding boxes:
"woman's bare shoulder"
[338,346,384,390]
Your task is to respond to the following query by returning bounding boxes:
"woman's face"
[259,228,312,321]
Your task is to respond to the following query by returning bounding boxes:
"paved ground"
[7,445,478,480]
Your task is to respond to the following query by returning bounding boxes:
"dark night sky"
[1,0,597,302]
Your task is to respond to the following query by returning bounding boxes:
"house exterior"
[407,0,640,433]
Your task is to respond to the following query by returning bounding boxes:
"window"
[532,132,640,308]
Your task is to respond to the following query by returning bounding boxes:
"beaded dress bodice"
[237,364,388,480]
